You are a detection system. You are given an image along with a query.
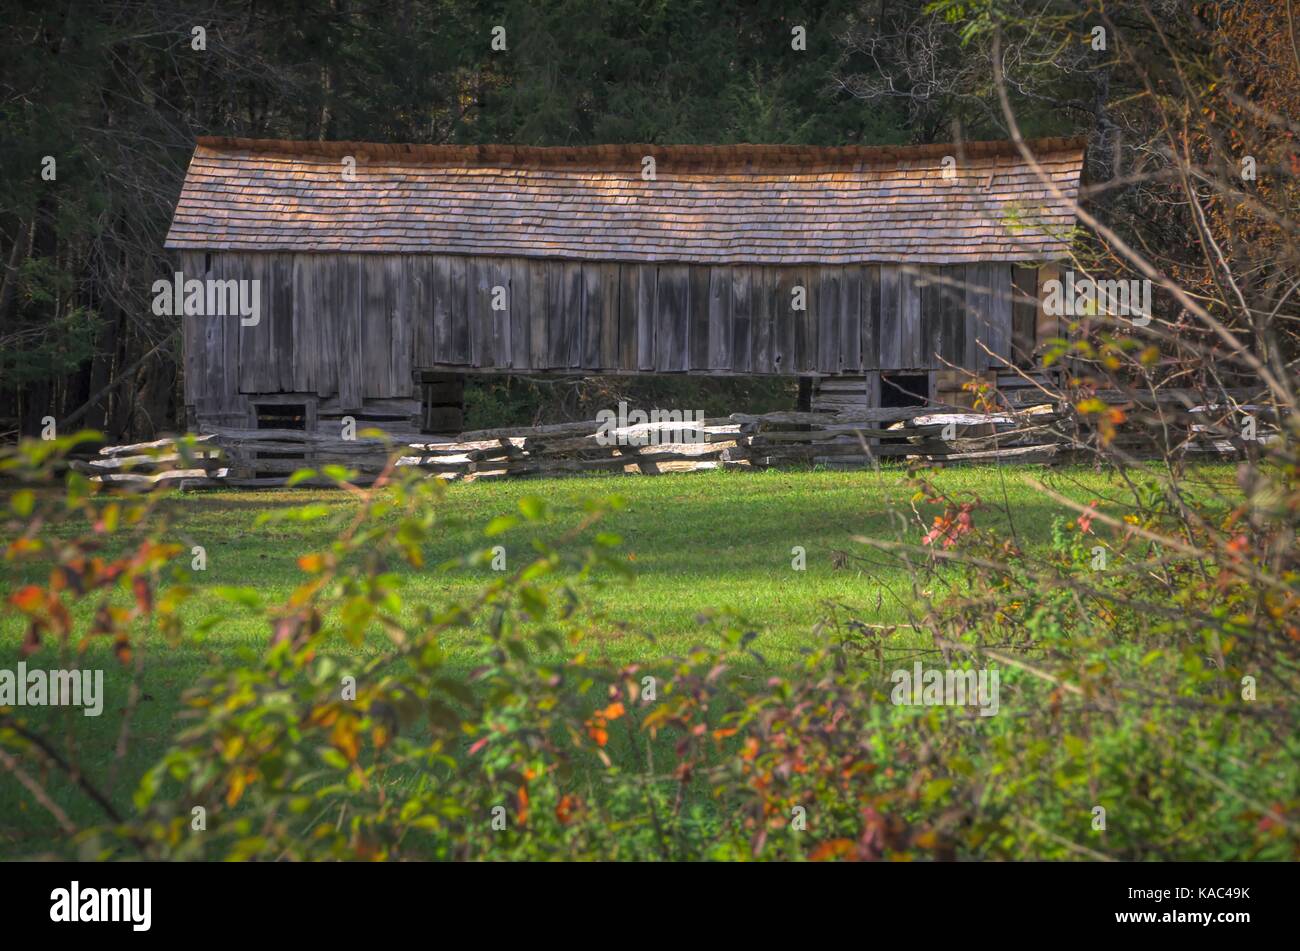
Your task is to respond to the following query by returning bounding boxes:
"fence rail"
[60,390,1278,490]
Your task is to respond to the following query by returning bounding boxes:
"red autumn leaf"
[9,585,44,613]
[555,794,581,825]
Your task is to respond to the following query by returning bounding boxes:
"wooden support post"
[419,372,465,434]
[797,377,813,413]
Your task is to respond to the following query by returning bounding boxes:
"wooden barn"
[165,136,1086,437]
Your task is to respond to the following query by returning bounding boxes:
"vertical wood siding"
[184,252,1028,414]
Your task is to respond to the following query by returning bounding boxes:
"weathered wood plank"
[336,256,363,410]
[564,263,584,368]
[299,256,329,402]
[967,262,991,371]
[545,260,567,369]
[940,264,966,368]
[510,257,531,370]
[861,265,880,371]
[179,251,203,407]
[528,258,549,369]
[839,266,862,372]
[688,263,710,370]
[656,265,689,371]
[411,255,434,369]
[751,266,773,374]
[899,265,923,369]
[708,266,732,369]
[877,265,900,369]
[916,265,943,370]
[581,263,602,368]
[601,262,620,369]
[270,253,295,393]
[771,267,798,375]
[817,267,840,374]
[789,268,815,373]
[731,266,751,373]
[218,256,243,415]
[235,253,264,394]
[362,255,393,398]
[490,257,512,369]
[388,255,413,397]
[290,254,317,394]
[1011,264,1038,368]
[428,255,452,364]
[636,264,656,371]
[1036,263,1061,355]
[988,264,1013,366]
[448,255,470,365]
[617,264,638,370]
[193,252,221,412]
[470,257,496,368]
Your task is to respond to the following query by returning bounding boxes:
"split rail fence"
[65,390,1272,490]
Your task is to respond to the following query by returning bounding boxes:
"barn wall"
[184,251,1034,424]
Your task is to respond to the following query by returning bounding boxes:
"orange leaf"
[599,701,625,721]
[555,794,581,825]
[516,785,530,825]
[9,585,44,613]
[810,838,856,861]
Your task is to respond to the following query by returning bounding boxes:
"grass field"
[0,462,1239,854]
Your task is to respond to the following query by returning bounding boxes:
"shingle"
[165,137,1086,264]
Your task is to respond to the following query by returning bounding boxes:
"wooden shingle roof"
[165,136,1086,265]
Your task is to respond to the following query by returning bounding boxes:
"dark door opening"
[254,403,307,478]
[880,373,929,409]
[879,373,929,447]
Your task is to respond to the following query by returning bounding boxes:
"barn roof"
[165,136,1086,266]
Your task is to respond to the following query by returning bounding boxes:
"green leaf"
[322,464,354,483]
[212,586,264,610]
[518,495,547,521]
[485,515,518,537]
[922,778,953,805]
[10,489,35,517]
[319,748,349,770]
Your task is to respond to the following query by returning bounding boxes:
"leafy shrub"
[2,434,1296,861]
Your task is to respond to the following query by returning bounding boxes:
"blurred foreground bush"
[1,433,1295,861]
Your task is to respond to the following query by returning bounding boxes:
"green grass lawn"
[0,462,1238,855]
